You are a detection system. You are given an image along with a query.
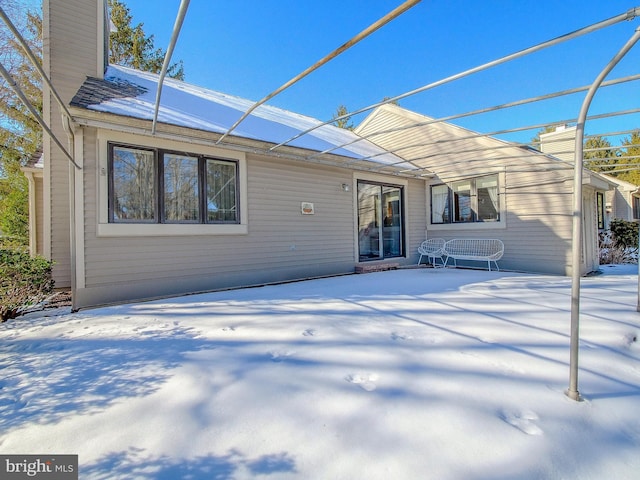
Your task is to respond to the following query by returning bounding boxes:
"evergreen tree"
[108,0,184,80]
[614,131,640,185]
[583,135,618,173]
[332,105,354,130]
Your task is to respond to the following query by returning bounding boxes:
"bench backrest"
[443,239,504,260]
[418,238,446,255]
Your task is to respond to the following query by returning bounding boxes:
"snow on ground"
[1,266,639,479]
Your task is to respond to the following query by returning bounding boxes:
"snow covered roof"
[70,65,415,172]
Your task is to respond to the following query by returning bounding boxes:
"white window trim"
[96,130,248,237]
[427,172,507,231]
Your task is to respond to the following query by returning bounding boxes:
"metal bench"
[417,238,446,267]
[443,239,504,271]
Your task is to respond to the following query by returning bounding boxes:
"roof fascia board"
[70,107,424,178]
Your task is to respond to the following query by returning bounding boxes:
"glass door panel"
[382,186,402,256]
[358,182,404,261]
[358,183,382,260]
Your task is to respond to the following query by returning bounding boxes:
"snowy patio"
[1,266,639,479]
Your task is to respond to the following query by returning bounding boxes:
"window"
[206,159,237,222]
[431,174,499,224]
[633,196,640,220]
[358,181,404,261]
[109,143,239,224]
[164,153,199,223]
[596,192,605,230]
[111,146,156,222]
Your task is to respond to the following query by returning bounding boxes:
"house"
[600,175,640,227]
[39,0,428,310]
[539,125,634,230]
[20,149,44,256]
[35,0,609,310]
[355,104,612,275]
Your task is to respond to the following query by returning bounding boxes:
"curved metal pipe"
[151,0,190,135]
[0,60,80,169]
[566,25,640,402]
[216,0,422,144]
[0,6,72,119]
[271,7,640,152]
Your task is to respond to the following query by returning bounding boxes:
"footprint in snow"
[390,332,413,341]
[345,373,379,392]
[302,329,316,337]
[502,409,543,436]
[222,326,236,332]
[269,350,295,362]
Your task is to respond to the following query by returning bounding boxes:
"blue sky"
[117,1,639,145]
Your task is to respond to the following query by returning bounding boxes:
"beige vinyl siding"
[44,0,101,287]
[357,104,577,275]
[540,127,576,163]
[604,176,636,222]
[433,166,574,274]
[78,129,424,307]
[405,177,427,263]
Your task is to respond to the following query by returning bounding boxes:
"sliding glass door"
[357,181,404,261]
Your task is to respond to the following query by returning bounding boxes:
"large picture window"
[109,144,239,224]
[431,174,499,224]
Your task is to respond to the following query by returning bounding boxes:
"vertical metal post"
[567,26,640,401]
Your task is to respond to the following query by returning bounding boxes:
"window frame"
[108,143,240,225]
[596,191,605,230]
[357,180,406,261]
[97,131,248,237]
[429,173,505,231]
[108,144,158,224]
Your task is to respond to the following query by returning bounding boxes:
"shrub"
[609,219,639,251]
[0,246,55,322]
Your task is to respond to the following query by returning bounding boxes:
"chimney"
[539,125,577,163]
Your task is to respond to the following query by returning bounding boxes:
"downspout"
[23,170,37,255]
[61,113,79,311]
[567,25,640,402]
[151,0,190,135]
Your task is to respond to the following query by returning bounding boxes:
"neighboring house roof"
[21,146,43,172]
[70,65,414,173]
[600,173,640,193]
